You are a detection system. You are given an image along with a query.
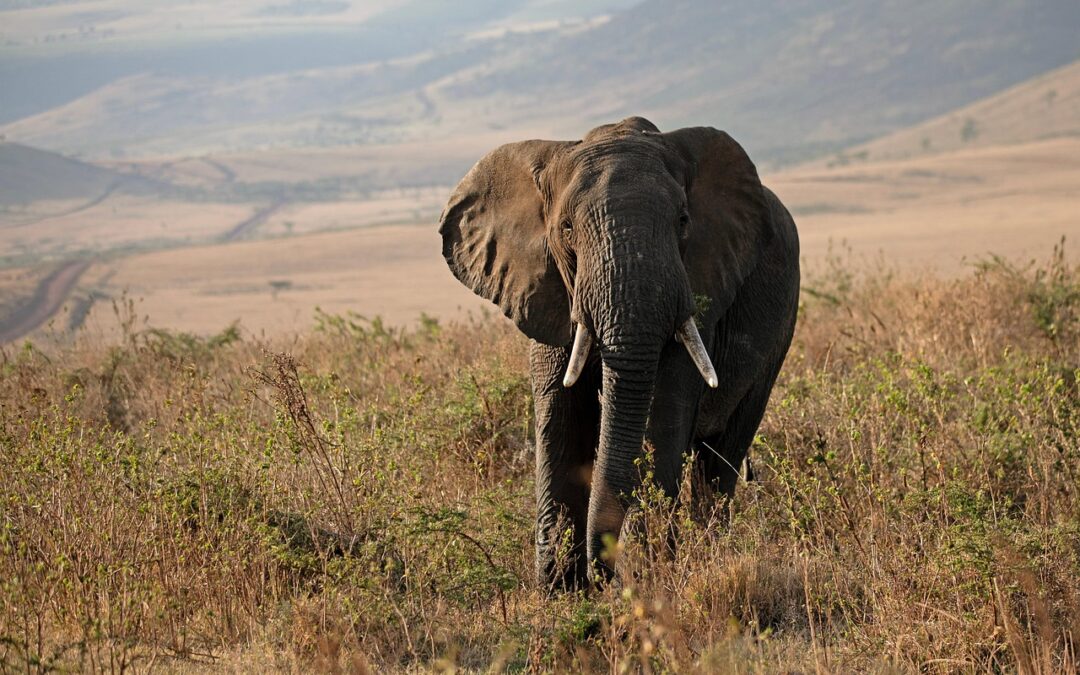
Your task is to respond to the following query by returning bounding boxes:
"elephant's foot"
[536,509,589,592]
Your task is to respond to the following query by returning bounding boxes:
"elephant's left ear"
[662,127,773,321]
[439,139,575,346]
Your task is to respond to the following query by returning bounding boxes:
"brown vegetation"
[0,244,1077,672]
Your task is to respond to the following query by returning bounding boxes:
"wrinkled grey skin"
[439,117,800,590]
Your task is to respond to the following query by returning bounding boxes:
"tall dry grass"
[0,243,1076,673]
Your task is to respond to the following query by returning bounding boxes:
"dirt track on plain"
[220,199,287,242]
[0,260,90,343]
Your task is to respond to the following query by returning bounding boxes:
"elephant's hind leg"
[531,342,601,592]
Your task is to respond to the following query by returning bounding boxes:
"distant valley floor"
[1,135,1078,343]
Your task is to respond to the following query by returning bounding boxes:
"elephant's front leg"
[531,342,600,592]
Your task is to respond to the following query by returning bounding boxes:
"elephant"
[438,117,800,590]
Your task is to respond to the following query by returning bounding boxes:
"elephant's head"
[440,117,770,575]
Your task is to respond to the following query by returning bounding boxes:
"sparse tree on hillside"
[961,117,979,143]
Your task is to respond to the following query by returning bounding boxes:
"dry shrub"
[0,243,1076,672]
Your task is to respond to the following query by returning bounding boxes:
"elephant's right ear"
[439,140,575,346]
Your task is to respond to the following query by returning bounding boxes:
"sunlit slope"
[826,58,1080,165]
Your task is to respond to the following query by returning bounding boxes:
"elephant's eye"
[679,212,690,229]
[561,219,573,237]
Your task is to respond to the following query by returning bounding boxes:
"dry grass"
[0,195,253,264]
[1,244,1077,673]
[71,223,490,339]
[770,137,1080,269]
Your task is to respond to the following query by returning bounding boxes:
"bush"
[0,247,1077,671]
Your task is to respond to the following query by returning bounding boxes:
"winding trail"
[0,260,91,343]
[1,196,283,342]
[202,158,237,183]
[220,198,286,242]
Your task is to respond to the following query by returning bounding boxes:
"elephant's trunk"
[578,241,696,580]
[586,347,660,579]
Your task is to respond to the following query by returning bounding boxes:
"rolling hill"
[430,0,1080,164]
[2,0,1078,166]
[823,57,1080,164]
[0,141,121,205]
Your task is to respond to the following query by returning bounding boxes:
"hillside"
[0,141,120,205]
[434,0,1080,164]
[2,0,1078,165]
[0,0,638,125]
[828,58,1080,165]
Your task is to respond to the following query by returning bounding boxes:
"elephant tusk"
[676,317,718,388]
[563,323,592,387]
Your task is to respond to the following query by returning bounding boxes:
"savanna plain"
[1,242,1077,672]
[3,5,1080,671]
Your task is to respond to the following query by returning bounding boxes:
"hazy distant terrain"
[0,0,1078,342]
[36,131,1066,339]
[0,0,635,136]
[439,0,1080,163]
[2,0,1078,164]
